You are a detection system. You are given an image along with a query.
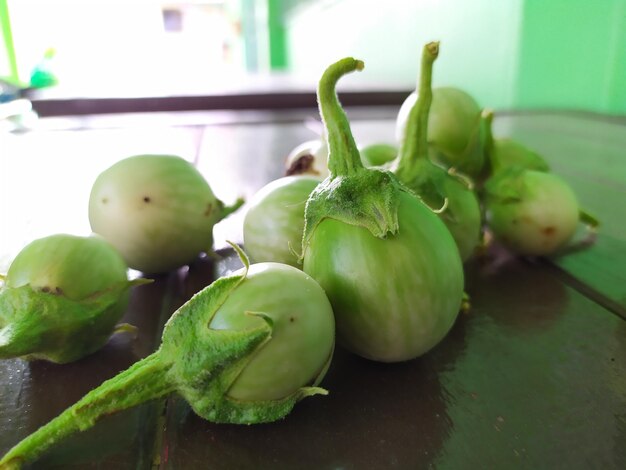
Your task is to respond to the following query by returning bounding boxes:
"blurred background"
[1,0,625,116]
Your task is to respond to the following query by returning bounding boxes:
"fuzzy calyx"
[0,280,142,363]
[302,168,407,252]
[161,255,326,424]
[484,166,527,204]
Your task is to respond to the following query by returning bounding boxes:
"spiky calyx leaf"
[303,168,408,251]
[484,166,527,204]
[162,253,331,424]
[0,257,331,468]
[0,279,143,363]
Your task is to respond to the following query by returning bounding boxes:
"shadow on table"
[161,313,469,469]
[466,243,570,333]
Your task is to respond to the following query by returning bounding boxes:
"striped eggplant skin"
[243,176,319,268]
[303,191,464,363]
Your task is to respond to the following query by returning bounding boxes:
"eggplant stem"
[552,209,599,257]
[112,322,138,338]
[461,292,472,314]
[227,241,250,273]
[481,109,497,174]
[579,208,600,230]
[447,167,475,190]
[220,197,245,220]
[473,228,494,258]
[430,197,449,214]
[396,42,439,182]
[0,352,173,469]
[573,209,600,250]
[317,57,364,177]
[287,240,303,265]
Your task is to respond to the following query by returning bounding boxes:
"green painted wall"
[285,0,523,111]
[284,0,626,115]
[517,0,626,113]
[268,0,288,68]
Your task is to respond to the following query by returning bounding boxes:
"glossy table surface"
[1,108,625,469]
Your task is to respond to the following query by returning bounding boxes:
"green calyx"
[161,245,328,423]
[218,196,246,221]
[202,196,245,255]
[303,57,408,249]
[0,280,145,363]
[0,352,174,470]
[303,168,406,247]
[429,90,487,180]
[490,138,550,174]
[0,246,326,469]
[482,110,549,176]
[392,43,478,215]
[484,166,528,204]
[401,161,451,214]
[391,43,481,262]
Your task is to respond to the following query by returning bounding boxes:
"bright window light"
[7,1,247,94]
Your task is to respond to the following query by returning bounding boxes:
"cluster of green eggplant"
[1,42,596,469]
[1,127,335,468]
[279,44,597,260]
[0,158,334,467]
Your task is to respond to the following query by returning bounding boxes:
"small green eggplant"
[484,168,581,256]
[302,57,463,363]
[89,155,243,274]
[0,245,335,469]
[243,176,319,267]
[482,111,598,256]
[392,42,482,262]
[358,143,398,167]
[396,86,488,180]
[0,234,142,364]
[482,110,550,175]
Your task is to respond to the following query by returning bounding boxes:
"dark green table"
[1,109,625,469]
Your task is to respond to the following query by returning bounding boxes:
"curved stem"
[482,109,496,173]
[448,167,474,190]
[0,352,173,469]
[219,197,245,220]
[396,42,439,182]
[317,57,364,177]
[579,208,600,230]
[112,322,138,338]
